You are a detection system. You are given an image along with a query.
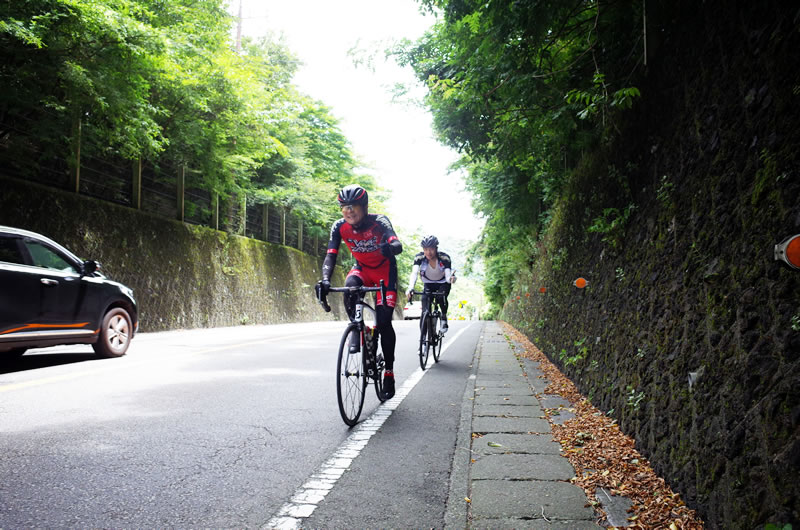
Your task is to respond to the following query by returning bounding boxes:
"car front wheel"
[93,307,133,358]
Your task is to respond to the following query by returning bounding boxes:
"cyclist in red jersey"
[318,184,403,399]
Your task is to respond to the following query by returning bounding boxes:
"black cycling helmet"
[337,184,368,208]
[421,235,439,248]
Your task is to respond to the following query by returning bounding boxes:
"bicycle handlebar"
[328,285,383,293]
[315,280,386,313]
[407,289,447,304]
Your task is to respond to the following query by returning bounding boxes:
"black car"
[0,226,138,358]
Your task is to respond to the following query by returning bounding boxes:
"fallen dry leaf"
[500,322,704,529]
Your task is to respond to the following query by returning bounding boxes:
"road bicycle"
[316,280,387,426]
[409,289,447,370]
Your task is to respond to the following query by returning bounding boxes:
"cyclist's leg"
[344,271,363,352]
[421,283,434,321]
[441,283,451,331]
[368,259,398,368]
[377,308,396,398]
[424,283,442,331]
[372,260,398,399]
[377,304,395,369]
[343,267,364,318]
[419,284,431,330]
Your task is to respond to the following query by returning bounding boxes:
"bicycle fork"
[353,302,381,378]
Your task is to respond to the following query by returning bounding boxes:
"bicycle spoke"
[337,325,366,426]
[433,314,442,362]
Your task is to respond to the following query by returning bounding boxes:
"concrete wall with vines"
[0,176,346,331]
[501,4,799,528]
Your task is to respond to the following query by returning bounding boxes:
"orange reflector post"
[573,277,588,289]
[787,237,800,268]
[775,234,800,270]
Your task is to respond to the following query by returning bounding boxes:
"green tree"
[0,0,382,238]
[395,0,644,307]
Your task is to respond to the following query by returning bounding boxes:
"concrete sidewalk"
[445,321,602,529]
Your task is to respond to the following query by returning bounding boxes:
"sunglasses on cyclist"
[341,204,358,213]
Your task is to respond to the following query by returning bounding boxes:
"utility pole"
[236,0,243,52]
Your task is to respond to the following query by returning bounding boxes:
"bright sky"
[231,0,484,244]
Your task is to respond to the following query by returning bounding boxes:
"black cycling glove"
[380,239,402,257]
[315,280,332,312]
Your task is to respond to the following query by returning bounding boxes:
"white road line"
[264,324,475,530]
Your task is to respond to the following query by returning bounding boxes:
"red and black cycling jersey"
[322,214,399,280]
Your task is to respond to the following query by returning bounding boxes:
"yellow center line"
[0,329,334,393]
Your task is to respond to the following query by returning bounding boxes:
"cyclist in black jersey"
[405,235,455,332]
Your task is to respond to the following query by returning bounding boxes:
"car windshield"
[23,240,78,273]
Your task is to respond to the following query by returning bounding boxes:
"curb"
[443,321,484,529]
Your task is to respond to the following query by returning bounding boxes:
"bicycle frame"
[323,283,381,337]
[410,288,446,321]
[350,297,382,381]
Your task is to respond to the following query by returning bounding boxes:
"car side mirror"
[82,260,99,276]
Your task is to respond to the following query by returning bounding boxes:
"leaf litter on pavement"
[500,322,704,529]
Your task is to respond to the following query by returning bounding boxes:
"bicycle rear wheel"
[337,323,367,426]
[373,356,386,402]
[419,314,430,370]
[432,315,443,362]
[367,329,386,402]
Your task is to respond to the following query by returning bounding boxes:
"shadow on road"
[0,352,103,374]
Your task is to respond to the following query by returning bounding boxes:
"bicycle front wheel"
[419,314,430,370]
[337,323,367,426]
[432,315,443,362]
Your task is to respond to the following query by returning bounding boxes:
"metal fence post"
[262,203,269,241]
[240,194,247,235]
[212,192,219,230]
[70,116,81,193]
[298,219,303,251]
[177,165,185,221]
[131,158,142,209]
[281,208,286,246]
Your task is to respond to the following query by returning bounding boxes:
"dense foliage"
[0,0,377,233]
[396,0,645,311]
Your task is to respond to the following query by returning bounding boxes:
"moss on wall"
[0,176,347,331]
[501,3,800,528]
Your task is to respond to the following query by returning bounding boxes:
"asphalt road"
[0,319,483,529]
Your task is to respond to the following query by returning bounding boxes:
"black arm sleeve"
[322,219,344,281]
[322,252,337,282]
